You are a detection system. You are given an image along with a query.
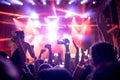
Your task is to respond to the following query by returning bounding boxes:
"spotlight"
[68,0,76,5]
[92,1,96,4]
[9,0,23,5]
[56,0,61,5]
[41,0,46,5]
[80,0,89,4]
[1,1,11,5]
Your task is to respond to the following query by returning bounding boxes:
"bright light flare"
[27,0,35,5]
[32,20,41,28]
[76,34,84,39]
[92,1,96,4]
[1,1,11,5]
[65,8,76,18]
[41,0,46,5]
[45,18,59,30]
[46,31,58,42]
[68,0,76,5]
[13,18,26,30]
[56,0,61,5]
[56,8,82,17]
[30,12,39,19]
[63,34,71,39]
[80,0,89,4]
[9,0,23,5]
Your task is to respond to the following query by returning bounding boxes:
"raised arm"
[26,43,36,59]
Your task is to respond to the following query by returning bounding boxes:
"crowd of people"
[0,17,120,80]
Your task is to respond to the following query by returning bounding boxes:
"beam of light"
[27,0,35,5]
[41,0,46,5]
[0,11,28,17]
[68,0,76,5]
[80,0,89,4]
[25,18,39,35]
[65,7,76,18]
[13,18,26,30]
[8,0,23,5]
[70,17,79,35]
[56,0,61,5]
[30,12,39,19]
[44,17,59,30]
[52,2,57,17]
[56,8,82,17]
[0,38,11,42]
[31,20,41,28]
[0,0,11,5]
[81,11,91,18]
[0,21,15,25]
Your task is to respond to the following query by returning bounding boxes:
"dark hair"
[15,31,25,39]
[0,51,7,58]
[37,67,73,80]
[0,56,19,80]
[90,42,117,66]
[38,63,52,72]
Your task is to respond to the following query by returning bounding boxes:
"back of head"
[37,67,73,80]
[0,55,19,80]
[90,42,117,66]
[0,51,7,58]
[15,31,25,39]
[38,63,52,72]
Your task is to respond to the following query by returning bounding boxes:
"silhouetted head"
[90,42,117,66]
[0,51,7,58]
[15,31,25,39]
[0,56,19,80]
[37,67,73,80]
[38,63,52,72]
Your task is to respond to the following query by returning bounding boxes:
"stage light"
[80,0,89,4]
[68,0,76,5]
[41,0,46,5]
[65,8,76,18]
[1,0,11,5]
[56,0,61,5]
[9,0,23,5]
[27,0,35,5]
[92,1,96,4]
